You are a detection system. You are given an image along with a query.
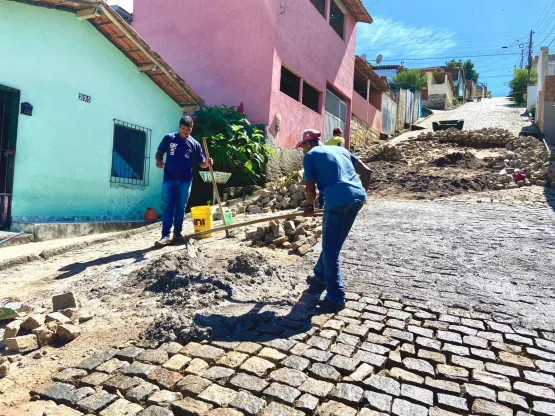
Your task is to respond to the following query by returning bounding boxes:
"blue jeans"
[314,201,364,304]
[161,180,192,238]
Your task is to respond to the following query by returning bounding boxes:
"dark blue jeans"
[314,201,364,304]
[161,180,192,238]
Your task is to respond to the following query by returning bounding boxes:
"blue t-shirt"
[158,133,206,181]
[303,146,366,211]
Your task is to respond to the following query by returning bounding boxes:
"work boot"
[154,236,172,248]
[172,233,186,244]
[316,298,345,312]
[306,274,327,293]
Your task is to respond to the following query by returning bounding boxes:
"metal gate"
[0,86,20,229]
[324,87,347,142]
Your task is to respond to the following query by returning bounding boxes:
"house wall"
[424,73,452,110]
[540,75,555,146]
[0,2,182,221]
[352,90,382,133]
[527,85,538,111]
[396,89,407,131]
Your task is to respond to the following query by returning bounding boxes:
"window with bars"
[110,120,151,186]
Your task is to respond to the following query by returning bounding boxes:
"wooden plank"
[76,6,101,20]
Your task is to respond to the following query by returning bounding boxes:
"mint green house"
[0,0,203,234]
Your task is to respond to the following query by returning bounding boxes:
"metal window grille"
[110,120,151,186]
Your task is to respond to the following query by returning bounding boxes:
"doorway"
[0,85,20,229]
[324,86,347,142]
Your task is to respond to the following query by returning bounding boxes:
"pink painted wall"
[352,90,382,133]
[352,91,368,123]
[132,0,276,125]
[133,0,359,148]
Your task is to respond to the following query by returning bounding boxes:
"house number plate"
[79,93,91,103]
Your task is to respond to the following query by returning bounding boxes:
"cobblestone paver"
[34,295,555,415]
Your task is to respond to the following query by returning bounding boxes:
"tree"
[446,59,479,81]
[509,68,538,105]
[446,59,464,68]
[390,69,428,92]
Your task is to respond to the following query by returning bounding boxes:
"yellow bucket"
[191,206,213,238]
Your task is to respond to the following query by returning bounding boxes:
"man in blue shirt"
[154,116,212,247]
[297,129,372,310]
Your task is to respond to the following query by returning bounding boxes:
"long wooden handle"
[202,137,230,237]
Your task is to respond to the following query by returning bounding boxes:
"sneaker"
[172,233,186,243]
[154,237,172,247]
[316,298,345,312]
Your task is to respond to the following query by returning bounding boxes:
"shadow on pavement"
[544,187,555,213]
[55,247,157,279]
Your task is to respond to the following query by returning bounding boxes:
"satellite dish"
[360,54,367,61]
[376,54,383,65]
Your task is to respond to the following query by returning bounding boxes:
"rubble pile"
[497,135,554,188]
[245,217,322,256]
[356,143,403,162]
[1,292,92,377]
[416,127,512,148]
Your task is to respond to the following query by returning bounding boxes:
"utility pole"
[527,30,533,84]
[520,49,524,68]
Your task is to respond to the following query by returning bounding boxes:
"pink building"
[132,0,372,148]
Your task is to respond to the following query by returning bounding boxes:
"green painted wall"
[0,1,183,221]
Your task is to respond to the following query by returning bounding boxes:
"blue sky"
[357,0,554,96]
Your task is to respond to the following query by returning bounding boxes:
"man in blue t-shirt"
[154,116,213,247]
[296,129,372,311]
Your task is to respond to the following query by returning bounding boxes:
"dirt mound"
[415,128,512,148]
[433,152,487,169]
[227,252,269,275]
[140,312,212,343]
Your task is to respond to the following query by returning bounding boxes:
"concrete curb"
[0,222,161,271]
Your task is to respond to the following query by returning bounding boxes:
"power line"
[382,52,520,62]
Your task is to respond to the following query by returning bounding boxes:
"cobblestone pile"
[416,128,512,148]
[31,294,555,415]
[245,217,322,256]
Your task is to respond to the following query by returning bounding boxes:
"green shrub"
[530,105,536,117]
[192,105,275,186]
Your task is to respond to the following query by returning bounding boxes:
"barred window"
[110,120,151,186]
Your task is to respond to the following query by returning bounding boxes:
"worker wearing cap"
[296,129,372,311]
[325,127,345,147]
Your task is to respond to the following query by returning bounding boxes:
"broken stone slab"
[4,334,39,353]
[56,324,81,342]
[21,314,45,330]
[3,319,22,340]
[52,292,78,311]
[32,325,56,347]
[45,312,73,325]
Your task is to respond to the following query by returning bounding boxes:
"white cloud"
[356,17,456,63]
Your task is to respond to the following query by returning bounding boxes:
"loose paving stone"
[337,333,361,347]
[346,301,366,312]
[400,384,433,406]
[437,331,462,344]
[96,358,129,374]
[414,311,436,320]
[338,309,362,319]
[259,347,288,362]
[117,347,145,363]
[436,393,469,413]
[137,406,173,416]
[259,337,297,352]
[309,363,342,382]
[537,360,555,374]
[299,378,335,398]
[43,405,84,416]
[330,383,364,405]
[485,321,514,334]
[316,400,358,416]
[364,391,393,413]
[355,350,387,368]
[230,390,266,415]
[80,372,113,388]
[185,358,210,375]
[472,370,512,390]
[498,351,535,369]
[76,391,118,414]
[76,357,104,372]
[523,370,555,387]
[497,391,529,410]
[484,362,520,378]
[189,345,225,363]
[295,393,319,414]
[387,310,411,321]
[125,381,160,404]
[64,387,96,406]
[415,337,441,351]
[425,377,461,394]
[367,334,400,348]
[138,350,169,366]
[163,354,192,372]
[383,329,413,343]
[303,348,333,363]
[323,319,346,331]
[290,342,311,356]
[211,339,241,351]
[506,333,534,346]
[436,364,469,381]
[417,349,446,364]
[103,375,141,394]
[493,342,523,354]
[328,354,360,374]
[408,326,434,339]
[384,301,403,310]
[159,342,183,356]
[265,401,304,416]
[240,356,276,377]
[175,375,212,397]
[319,330,338,340]
[330,342,356,357]
[271,368,308,387]
[402,358,434,376]
[235,342,263,355]
[364,375,401,396]
[123,362,156,379]
[387,320,406,330]
[53,369,88,385]
[198,384,237,407]
[439,315,460,324]
[471,348,496,361]
[146,390,183,407]
[362,313,386,323]
[448,325,478,336]
[171,397,213,415]
[463,335,489,349]
[451,355,484,370]
[536,338,555,353]
[442,343,470,356]
[199,366,235,385]
[347,363,374,382]
[424,321,449,331]
[360,342,390,355]
[391,398,428,416]
[533,401,555,416]
[389,368,424,385]
[98,398,143,416]
[147,367,183,390]
[45,312,72,325]
[282,354,311,372]
[471,399,512,416]
[513,381,555,400]
[366,305,388,315]
[462,383,496,401]
[4,334,39,353]
[461,319,485,330]
[345,324,370,338]
[229,372,268,394]
[400,344,415,356]
[33,382,76,402]
[264,382,302,405]
[527,347,555,361]
[308,336,333,351]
